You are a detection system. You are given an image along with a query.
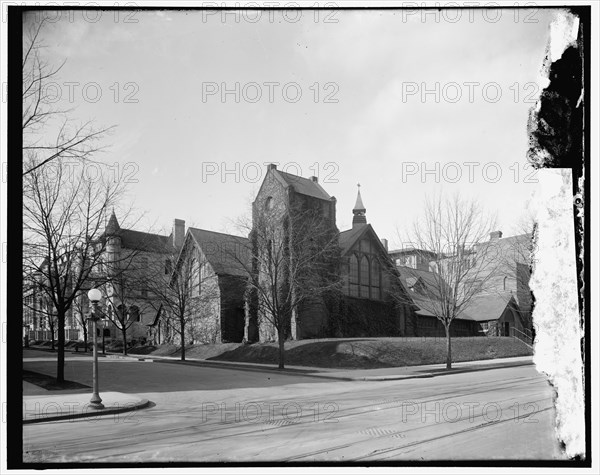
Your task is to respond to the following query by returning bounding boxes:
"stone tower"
[246,164,339,342]
[105,209,122,277]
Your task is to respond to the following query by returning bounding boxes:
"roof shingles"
[275,170,331,201]
[188,228,250,277]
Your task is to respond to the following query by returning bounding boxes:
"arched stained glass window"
[191,258,200,296]
[360,256,370,298]
[371,259,381,300]
[349,254,359,297]
[372,259,380,287]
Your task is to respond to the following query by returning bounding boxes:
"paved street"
[23,350,564,462]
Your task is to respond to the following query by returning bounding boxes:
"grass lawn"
[133,337,532,369]
[23,370,90,390]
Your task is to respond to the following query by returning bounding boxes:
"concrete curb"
[350,360,535,381]
[103,353,154,362]
[56,348,534,382]
[23,398,151,425]
[141,355,534,382]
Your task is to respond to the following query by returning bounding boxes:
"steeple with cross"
[352,183,367,227]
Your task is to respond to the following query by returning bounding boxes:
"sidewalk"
[312,355,534,381]
[22,349,533,424]
[103,351,534,381]
[23,384,150,424]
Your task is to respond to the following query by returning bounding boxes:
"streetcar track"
[25,377,551,455]
[284,405,553,461]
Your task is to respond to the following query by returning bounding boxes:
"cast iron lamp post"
[87,288,104,409]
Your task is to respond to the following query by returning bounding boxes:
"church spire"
[352,183,367,227]
[105,209,120,236]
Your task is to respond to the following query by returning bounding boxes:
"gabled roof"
[339,223,369,254]
[274,170,332,201]
[188,228,250,277]
[460,292,519,322]
[339,223,393,267]
[118,229,175,253]
[99,212,174,254]
[396,266,448,298]
[409,294,474,322]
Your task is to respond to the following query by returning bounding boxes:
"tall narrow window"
[360,256,370,298]
[503,276,508,290]
[349,254,359,297]
[371,259,381,300]
[129,306,140,322]
[191,258,200,296]
[165,259,172,275]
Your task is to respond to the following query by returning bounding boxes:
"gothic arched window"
[360,256,370,298]
[265,196,274,211]
[191,258,200,296]
[371,259,381,300]
[129,305,140,322]
[349,254,359,297]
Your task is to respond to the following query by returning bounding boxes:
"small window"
[129,306,140,322]
[265,196,274,211]
[165,259,172,275]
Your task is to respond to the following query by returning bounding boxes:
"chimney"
[310,176,318,183]
[490,230,503,241]
[267,163,277,171]
[173,219,185,248]
[381,238,388,252]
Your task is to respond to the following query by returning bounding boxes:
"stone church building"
[243,164,412,343]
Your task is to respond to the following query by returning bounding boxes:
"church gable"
[253,165,289,222]
[342,225,394,301]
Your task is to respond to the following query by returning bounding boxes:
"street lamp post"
[87,288,104,409]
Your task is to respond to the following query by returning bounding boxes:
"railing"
[28,329,81,341]
[512,327,533,348]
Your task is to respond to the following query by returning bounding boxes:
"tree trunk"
[278,327,285,369]
[56,312,65,383]
[83,326,88,352]
[180,318,186,361]
[121,325,128,356]
[49,320,56,350]
[445,323,452,369]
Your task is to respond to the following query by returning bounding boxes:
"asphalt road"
[23,353,563,462]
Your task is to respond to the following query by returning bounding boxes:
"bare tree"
[100,249,157,356]
[233,205,342,369]
[395,193,500,369]
[71,291,90,352]
[23,158,126,383]
[147,247,220,361]
[23,291,58,349]
[22,16,114,176]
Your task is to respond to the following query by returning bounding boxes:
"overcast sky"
[30,7,557,247]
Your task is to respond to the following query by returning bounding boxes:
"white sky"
[31,7,557,247]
